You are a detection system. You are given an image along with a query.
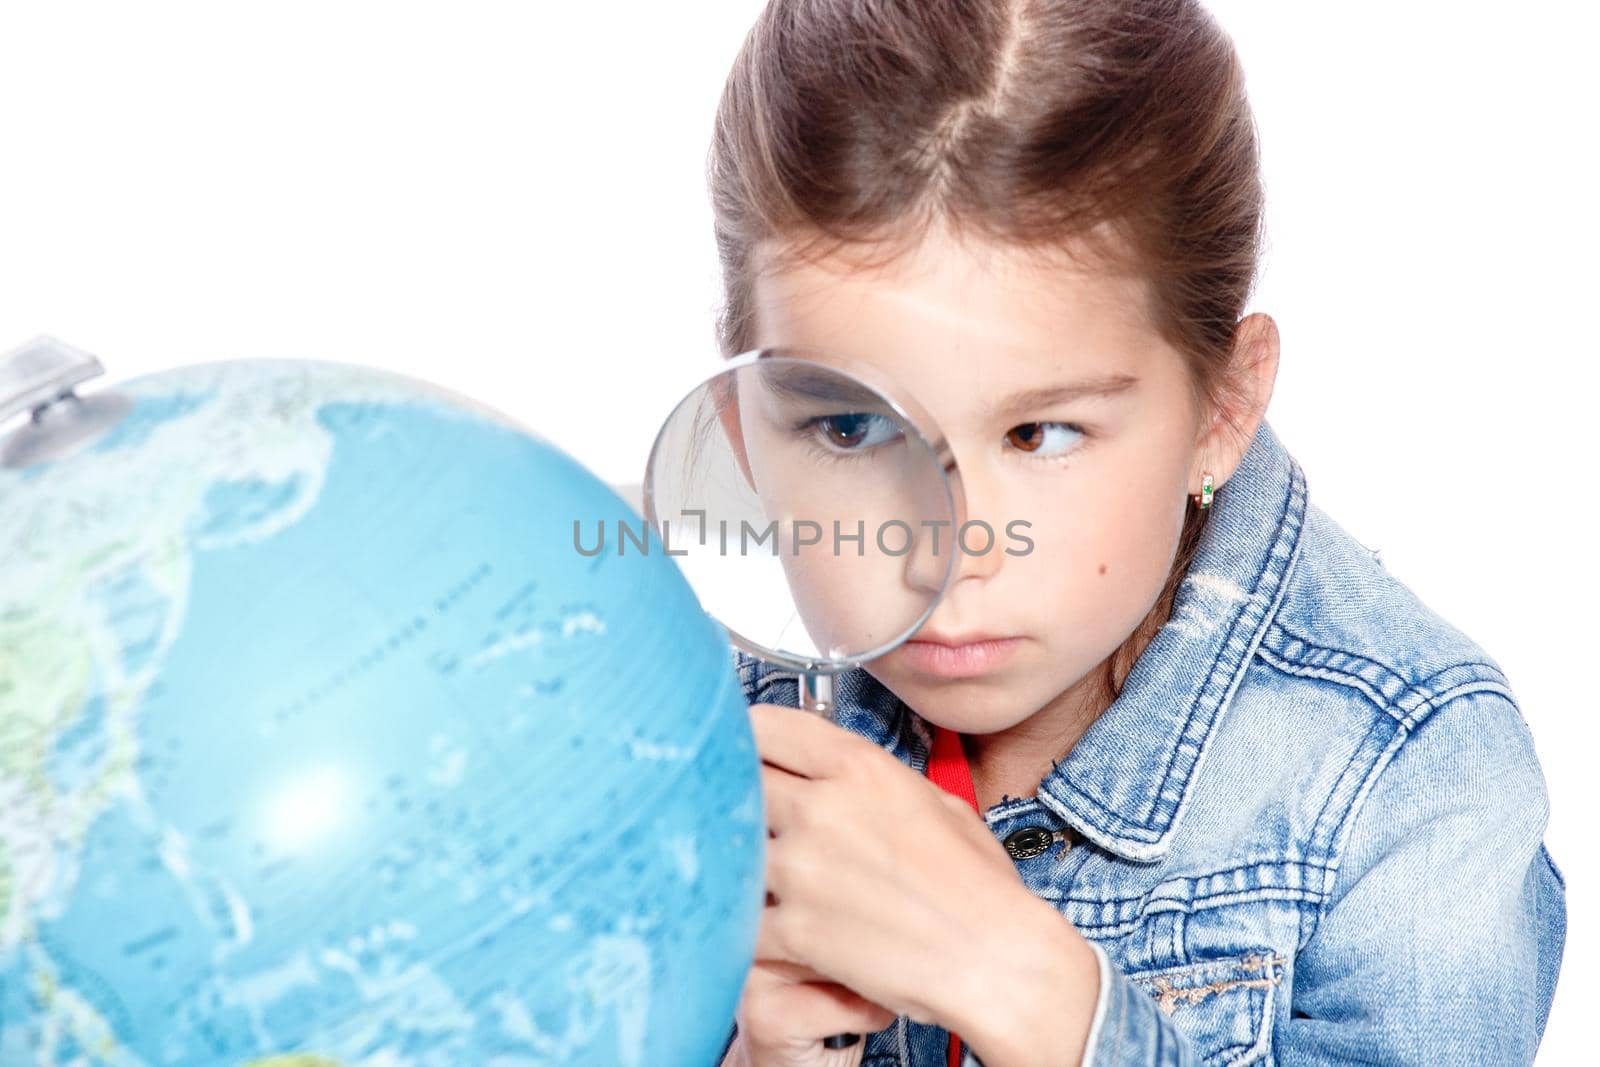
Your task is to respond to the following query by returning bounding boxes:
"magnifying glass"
[642,345,965,1050]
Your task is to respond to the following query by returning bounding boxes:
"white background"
[1,1,1593,1060]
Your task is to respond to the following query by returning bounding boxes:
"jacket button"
[1003,825,1062,860]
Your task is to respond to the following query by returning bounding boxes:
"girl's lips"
[899,636,1022,678]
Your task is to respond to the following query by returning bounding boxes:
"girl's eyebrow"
[992,373,1140,419]
[762,365,891,409]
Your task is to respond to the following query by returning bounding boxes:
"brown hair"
[707,0,1265,705]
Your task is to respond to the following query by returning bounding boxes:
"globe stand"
[1,334,131,467]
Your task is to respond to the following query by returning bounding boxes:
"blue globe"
[0,355,763,1065]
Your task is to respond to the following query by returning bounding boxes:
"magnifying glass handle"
[792,670,864,1051]
[796,670,833,717]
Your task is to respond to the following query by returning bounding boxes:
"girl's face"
[749,226,1231,736]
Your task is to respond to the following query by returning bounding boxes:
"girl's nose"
[903,459,1006,592]
[903,512,954,595]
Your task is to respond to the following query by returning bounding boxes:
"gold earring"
[1194,472,1214,510]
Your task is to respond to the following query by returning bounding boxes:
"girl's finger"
[738,962,899,1049]
[752,957,837,986]
[759,761,806,835]
[748,701,852,781]
[752,895,805,967]
[753,889,873,972]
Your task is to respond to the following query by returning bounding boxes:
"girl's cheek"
[1026,479,1184,599]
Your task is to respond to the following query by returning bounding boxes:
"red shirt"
[924,724,979,1067]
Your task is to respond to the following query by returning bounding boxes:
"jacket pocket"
[1123,950,1286,1066]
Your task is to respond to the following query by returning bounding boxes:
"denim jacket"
[718,418,1566,1066]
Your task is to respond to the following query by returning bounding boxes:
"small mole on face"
[1098,563,1108,575]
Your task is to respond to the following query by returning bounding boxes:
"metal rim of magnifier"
[642,345,966,676]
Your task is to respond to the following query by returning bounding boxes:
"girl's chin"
[865,651,1026,712]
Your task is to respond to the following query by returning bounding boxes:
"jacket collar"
[1034,418,1307,861]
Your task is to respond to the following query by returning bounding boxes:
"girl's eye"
[806,412,902,453]
[1006,421,1085,458]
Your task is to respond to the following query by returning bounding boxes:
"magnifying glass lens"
[644,350,961,671]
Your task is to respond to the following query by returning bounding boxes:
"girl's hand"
[742,701,1042,1048]
[722,958,896,1067]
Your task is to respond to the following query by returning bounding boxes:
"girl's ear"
[715,379,759,493]
[1193,312,1282,490]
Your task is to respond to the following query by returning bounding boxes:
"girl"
[711,2,1566,1065]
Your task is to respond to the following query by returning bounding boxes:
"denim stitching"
[1040,858,1336,937]
[1301,713,1389,873]
[1253,644,1398,715]
[1056,889,1326,937]
[1142,952,1288,1016]
[1060,858,1336,906]
[1138,453,1306,831]
[1297,716,1413,952]
[1261,620,1510,723]
[1398,679,1519,730]
[1410,656,1511,698]
[1260,627,1414,705]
